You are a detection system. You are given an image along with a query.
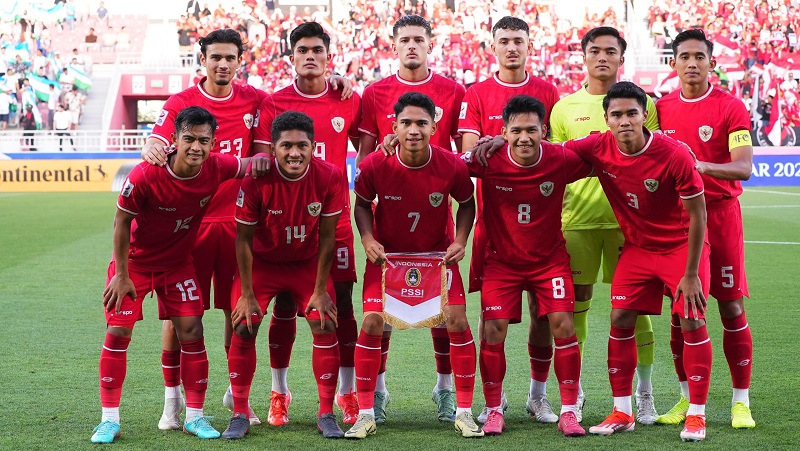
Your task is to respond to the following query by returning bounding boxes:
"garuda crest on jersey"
[698,125,713,142]
[307,202,322,217]
[434,106,443,123]
[540,181,554,197]
[429,192,444,207]
[331,117,345,133]
[243,113,254,129]
[644,178,659,192]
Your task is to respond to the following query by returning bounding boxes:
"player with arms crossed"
[463,95,589,437]
[656,29,756,429]
[91,106,267,443]
[458,15,561,424]
[252,21,363,427]
[346,92,481,439]
[222,111,346,440]
[356,14,466,423]
[562,82,713,442]
[549,27,660,424]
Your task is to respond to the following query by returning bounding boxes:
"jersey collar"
[507,143,543,168]
[493,72,530,88]
[167,161,203,180]
[276,159,311,182]
[395,70,433,86]
[618,130,654,157]
[292,79,329,99]
[196,77,234,102]
[396,145,432,169]
[679,83,713,103]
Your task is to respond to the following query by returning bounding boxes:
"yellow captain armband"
[729,130,752,150]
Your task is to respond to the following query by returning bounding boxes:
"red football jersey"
[253,80,361,171]
[657,84,752,205]
[458,72,560,137]
[235,157,345,263]
[117,153,242,271]
[149,78,267,222]
[359,71,466,151]
[463,142,592,265]
[564,131,705,252]
[354,145,474,253]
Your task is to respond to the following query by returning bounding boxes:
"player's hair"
[290,21,330,52]
[581,26,627,55]
[502,95,547,125]
[392,15,432,39]
[174,106,217,136]
[492,16,529,36]
[393,92,436,121]
[199,28,244,57]
[602,81,648,112]
[671,28,714,58]
[271,111,315,143]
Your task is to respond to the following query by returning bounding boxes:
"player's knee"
[548,312,575,339]
[483,320,507,344]
[446,312,469,332]
[574,285,593,302]
[610,309,638,329]
[362,313,384,335]
[679,317,706,331]
[174,318,204,341]
[233,322,260,339]
[717,298,745,319]
[107,325,133,338]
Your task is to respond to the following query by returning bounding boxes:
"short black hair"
[200,28,244,57]
[174,106,217,136]
[602,81,648,112]
[393,92,436,121]
[392,15,432,39]
[290,21,331,52]
[671,28,714,58]
[492,16,529,36]
[502,95,546,125]
[581,26,627,55]
[271,111,314,143]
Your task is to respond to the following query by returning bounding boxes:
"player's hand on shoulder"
[469,134,505,166]
[142,141,170,167]
[307,291,338,331]
[329,74,353,100]
[249,153,271,178]
[675,274,706,321]
[103,274,136,314]
[378,134,398,156]
[443,241,466,265]
[232,293,263,334]
[362,238,387,265]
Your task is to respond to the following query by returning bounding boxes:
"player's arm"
[675,194,708,321]
[444,196,476,265]
[307,214,339,330]
[460,132,479,154]
[696,141,753,181]
[354,196,386,264]
[356,133,377,167]
[102,208,136,314]
[238,154,271,178]
[233,222,263,333]
[328,74,353,100]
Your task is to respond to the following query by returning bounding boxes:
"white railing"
[114,51,196,73]
[630,48,673,72]
[0,129,148,153]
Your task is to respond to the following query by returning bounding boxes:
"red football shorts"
[361,259,466,313]
[707,200,749,301]
[331,214,357,283]
[611,243,710,318]
[104,260,204,327]
[193,221,237,310]
[231,257,335,324]
[481,256,575,323]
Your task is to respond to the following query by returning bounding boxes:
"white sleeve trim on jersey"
[454,193,474,204]
[234,217,258,226]
[354,191,373,202]
[253,139,272,145]
[149,133,170,146]
[680,190,704,200]
[457,128,481,136]
[357,127,377,137]
[116,203,138,216]
[321,209,343,217]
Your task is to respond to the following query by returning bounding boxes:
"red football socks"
[479,340,505,408]
[608,326,637,397]
[228,334,257,417]
[354,331,382,409]
[554,335,581,405]
[448,328,475,408]
[312,332,340,415]
[180,338,209,410]
[683,325,712,405]
[722,313,753,389]
[99,333,130,408]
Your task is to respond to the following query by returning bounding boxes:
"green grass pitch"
[0,188,798,450]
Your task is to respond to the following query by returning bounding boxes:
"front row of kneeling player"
[93,85,714,443]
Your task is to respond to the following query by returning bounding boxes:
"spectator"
[0,47,7,77]
[116,26,131,51]
[96,1,109,26]
[192,68,204,86]
[186,0,201,20]
[59,67,75,92]
[0,88,12,130]
[53,103,74,151]
[101,26,117,52]
[11,55,29,75]
[85,27,98,44]
[47,84,57,129]
[20,104,37,151]
[65,85,85,130]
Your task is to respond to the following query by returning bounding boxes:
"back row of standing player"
[98,13,752,443]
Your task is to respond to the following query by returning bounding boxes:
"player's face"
[583,35,624,82]
[274,129,314,178]
[502,112,545,165]
[171,124,215,171]
[200,43,241,86]
[492,28,531,70]
[290,36,330,79]
[670,39,716,86]
[393,105,436,153]
[605,98,648,147]
[393,26,432,71]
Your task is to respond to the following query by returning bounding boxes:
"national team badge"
[644,179,659,192]
[331,117,345,133]
[698,125,713,142]
[459,101,468,120]
[434,106,443,123]
[405,268,422,287]
[200,195,211,207]
[155,109,168,126]
[236,188,245,207]
[429,192,444,207]
[121,179,134,197]
[243,113,254,129]
[307,202,322,216]
[540,181,554,197]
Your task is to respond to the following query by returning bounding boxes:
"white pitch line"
[741,205,800,209]
[744,189,800,197]
[744,240,800,245]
